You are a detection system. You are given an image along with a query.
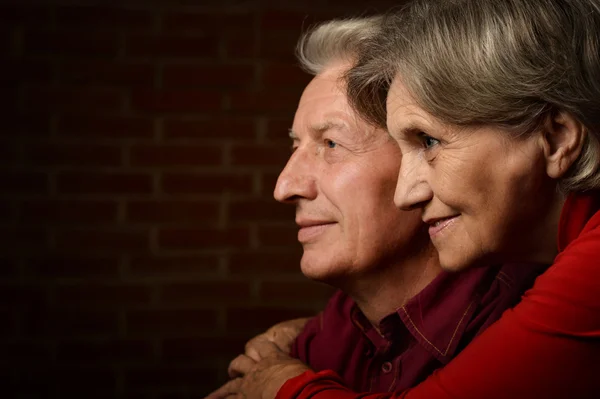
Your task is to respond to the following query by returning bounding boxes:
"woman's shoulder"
[515,199,600,335]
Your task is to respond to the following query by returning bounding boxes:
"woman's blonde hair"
[348,0,600,193]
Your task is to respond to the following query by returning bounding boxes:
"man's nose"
[273,149,317,204]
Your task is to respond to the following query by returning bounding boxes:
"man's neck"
[345,246,442,327]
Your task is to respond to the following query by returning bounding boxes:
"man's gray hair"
[347,0,600,193]
[296,16,383,76]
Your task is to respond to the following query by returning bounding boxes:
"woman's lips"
[427,216,458,238]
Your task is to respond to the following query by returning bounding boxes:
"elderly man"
[206,17,545,399]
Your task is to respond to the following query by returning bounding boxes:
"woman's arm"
[278,224,600,399]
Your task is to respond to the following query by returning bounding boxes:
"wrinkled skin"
[204,336,310,399]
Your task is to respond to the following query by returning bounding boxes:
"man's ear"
[541,111,586,179]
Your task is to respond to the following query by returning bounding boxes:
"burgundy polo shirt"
[290,262,547,392]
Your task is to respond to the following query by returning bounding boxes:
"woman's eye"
[324,139,338,149]
[421,134,440,149]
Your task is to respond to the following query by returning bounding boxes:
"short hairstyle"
[296,16,383,76]
[347,0,600,193]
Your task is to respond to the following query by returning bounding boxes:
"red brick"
[3,113,52,136]
[57,339,153,362]
[229,90,300,112]
[124,366,219,390]
[126,35,219,58]
[0,6,53,26]
[226,306,315,330]
[0,140,18,164]
[161,336,248,360]
[132,89,220,113]
[24,31,119,57]
[258,225,298,247]
[260,30,301,61]
[0,86,19,112]
[163,63,255,88]
[2,341,52,363]
[55,229,149,252]
[56,6,154,30]
[130,144,221,167]
[263,62,311,87]
[60,61,155,87]
[259,9,333,30]
[126,200,220,223]
[158,227,250,249]
[162,172,253,195]
[19,200,118,224]
[126,309,218,335]
[0,285,47,306]
[0,228,48,251]
[57,172,153,194]
[259,280,334,302]
[224,34,257,59]
[47,367,117,397]
[2,59,54,84]
[58,115,155,139]
[8,367,117,397]
[230,142,291,166]
[27,309,119,336]
[228,250,302,275]
[55,284,152,307]
[129,255,219,276]
[262,171,282,195]
[0,202,14,224]
[24,87,123,112]
[163,117,255,140]
[162,11,255,33]
[0,309,16,335]
[160,281,251,304]
[26,256,120,278]
[27,143,122,167]
[229,199,294,222]
[265,117,294,141]
[0,171,48,194]
[0,258,19,277]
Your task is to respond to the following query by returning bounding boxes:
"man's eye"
[324,139,337,149]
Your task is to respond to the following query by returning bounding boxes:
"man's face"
[274,62,426,284]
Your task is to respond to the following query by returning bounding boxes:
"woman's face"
[386,78,559,271]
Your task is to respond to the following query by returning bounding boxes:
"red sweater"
[277,192,600,399]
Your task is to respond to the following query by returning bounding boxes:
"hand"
[255,317,311,353]
[206,337,311,399]
[228,317,310,379]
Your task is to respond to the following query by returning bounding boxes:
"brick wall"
[1,0,399,397]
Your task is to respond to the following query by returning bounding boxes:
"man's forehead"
[289,120,348,139]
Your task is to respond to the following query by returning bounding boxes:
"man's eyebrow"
[312,121,346,134]
[288,121,347,141]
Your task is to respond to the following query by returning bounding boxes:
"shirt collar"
[396,266,499,364]
[349,265,502,364]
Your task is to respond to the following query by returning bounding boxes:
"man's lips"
[424,215,459,237]
[296,219,336,242]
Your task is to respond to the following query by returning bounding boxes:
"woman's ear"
[541,111,586,179]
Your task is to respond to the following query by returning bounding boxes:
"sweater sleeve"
[278,217,600,399]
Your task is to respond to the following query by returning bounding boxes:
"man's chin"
[300,257,346,286]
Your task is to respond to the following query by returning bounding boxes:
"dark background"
[1,0,400,397]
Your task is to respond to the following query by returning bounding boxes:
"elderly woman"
[223,0,600,398]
